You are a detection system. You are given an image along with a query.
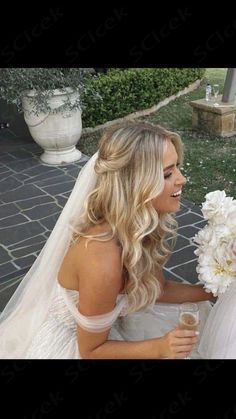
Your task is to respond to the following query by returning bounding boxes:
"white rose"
[193,225,217,247]
[226,237,236,263]
[214,224,231,239]
[202,190,226,219]
[225,208,236,230]
[202,190,236,224]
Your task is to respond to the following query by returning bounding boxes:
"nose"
[176,169,187,186]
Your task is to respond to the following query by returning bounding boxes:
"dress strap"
[58,285,127,332]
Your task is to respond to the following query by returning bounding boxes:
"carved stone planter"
[22,88,82,165]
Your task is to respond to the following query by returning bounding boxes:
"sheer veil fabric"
[0,152,101,358]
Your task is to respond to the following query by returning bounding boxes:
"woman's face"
[152,140,187,213]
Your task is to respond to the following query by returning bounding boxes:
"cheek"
[159,182,172,198]
[152,185,170,209]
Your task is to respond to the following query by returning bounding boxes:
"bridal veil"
[0,152,99,358]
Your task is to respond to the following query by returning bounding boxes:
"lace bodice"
[47,284,79,331]
[24,282,128,359]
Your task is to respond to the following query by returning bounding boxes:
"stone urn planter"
[22,88,82,165]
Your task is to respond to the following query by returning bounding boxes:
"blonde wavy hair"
[71,120,184,314]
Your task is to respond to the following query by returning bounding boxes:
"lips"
[171,190,182,197]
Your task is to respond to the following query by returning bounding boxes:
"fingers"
[174,328,199,338]
[169,328,199,358]
[164,327,200,359]
[170,328,199,345]
[174,337,199,346]
[175,345,194,353]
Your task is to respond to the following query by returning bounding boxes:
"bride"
[0,121,214,359]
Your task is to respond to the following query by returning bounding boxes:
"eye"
[164,163,181,179]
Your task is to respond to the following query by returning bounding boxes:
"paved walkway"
[0,128,206,312]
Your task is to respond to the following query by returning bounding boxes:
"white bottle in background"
[205,82,212,101]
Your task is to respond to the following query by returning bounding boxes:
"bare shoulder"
[74,224,124,316]
[58,222,121,292]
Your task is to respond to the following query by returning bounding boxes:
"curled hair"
[71,121,183,314]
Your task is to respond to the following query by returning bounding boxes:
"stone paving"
[0,128,206,312]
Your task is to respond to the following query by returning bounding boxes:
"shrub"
[82,68,205,128]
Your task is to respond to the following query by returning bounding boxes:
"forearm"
[157,280,215,304]
[83,337,164,359]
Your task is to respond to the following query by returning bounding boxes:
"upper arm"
[75,239,123,357]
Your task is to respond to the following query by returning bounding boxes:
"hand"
[160,327,199,359]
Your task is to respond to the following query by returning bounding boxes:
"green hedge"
[81,68,205,128]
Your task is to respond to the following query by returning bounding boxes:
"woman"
[0,121,214,359]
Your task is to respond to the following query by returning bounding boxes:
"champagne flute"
[212,84,220,106]
[178,303,200,359]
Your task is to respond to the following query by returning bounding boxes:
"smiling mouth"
[171,190,182,198]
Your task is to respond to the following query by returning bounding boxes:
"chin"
[170,202,181,213]
[153,200,181,213]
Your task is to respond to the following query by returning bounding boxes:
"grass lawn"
[79,68,236,205]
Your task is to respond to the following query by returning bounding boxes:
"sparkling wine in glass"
[212,84,220,106]
[179,303,200,358]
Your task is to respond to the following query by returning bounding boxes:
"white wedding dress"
[24,280,212,359]
[198,281,236,359]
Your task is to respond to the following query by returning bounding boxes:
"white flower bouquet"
[193,190,236,297]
